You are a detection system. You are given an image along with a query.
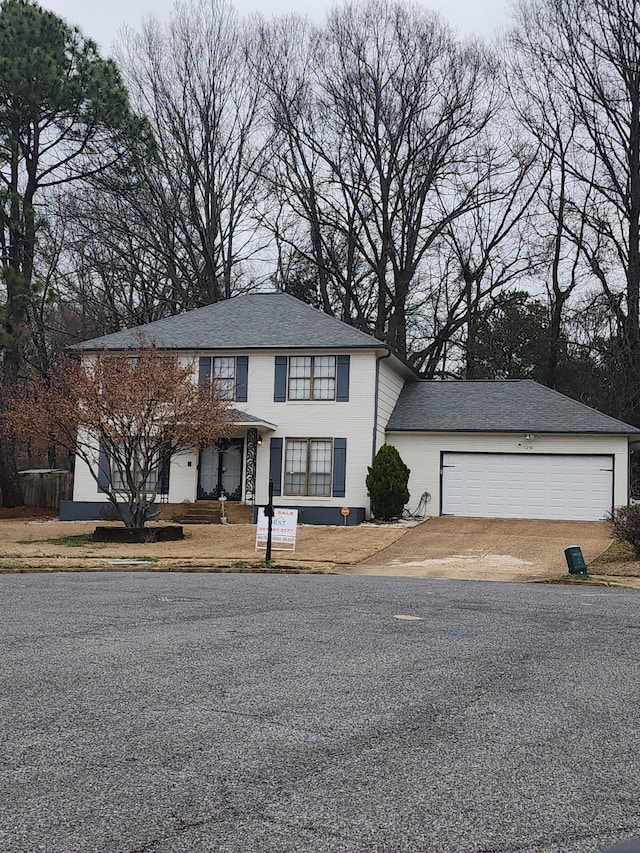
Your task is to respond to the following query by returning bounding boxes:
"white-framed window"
[288,356,336,400]
[212,356,236,401]
[111,454,158,493]
[284,438,332,496]
[200,356,236,400]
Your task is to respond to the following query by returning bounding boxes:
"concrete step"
[158,502,253,525]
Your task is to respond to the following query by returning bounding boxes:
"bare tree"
[113,0,268,308]
[507,6,600,389]
[8,347,232,530]
[511,0,640,414]
[257,0,498,358]
[434,130,545,379]
[0,0,144,506]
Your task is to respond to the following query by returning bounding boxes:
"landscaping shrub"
[366,444,410,520]
[608,504,640,558]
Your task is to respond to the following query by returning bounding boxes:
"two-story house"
[62,292,640,524]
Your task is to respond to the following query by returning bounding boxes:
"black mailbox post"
[264,479,274,562]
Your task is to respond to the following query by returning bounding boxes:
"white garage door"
[441,453,614,521]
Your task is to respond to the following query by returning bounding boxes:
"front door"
[197,438,244,501]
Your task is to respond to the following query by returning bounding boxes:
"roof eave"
[385,427,640,435]
[71,341,389,353]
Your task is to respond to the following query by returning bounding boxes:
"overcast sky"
[41,0,511,55]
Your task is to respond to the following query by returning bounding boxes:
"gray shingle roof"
[386,380,640,434]
[76,292,387,352]
[228,409,276,429]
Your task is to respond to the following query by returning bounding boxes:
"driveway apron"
[340,516,612,581]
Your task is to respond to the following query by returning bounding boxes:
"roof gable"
[386,379,640,434]
[76,292,387,352]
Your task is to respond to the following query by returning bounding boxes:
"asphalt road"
[1,573,639,853]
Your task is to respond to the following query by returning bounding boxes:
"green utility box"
[564,545,588,577]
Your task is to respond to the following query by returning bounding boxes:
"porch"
[158,500,253,525]
[192,414,276,507]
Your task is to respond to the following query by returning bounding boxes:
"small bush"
[366,444,410,521]
[608,505,640,558]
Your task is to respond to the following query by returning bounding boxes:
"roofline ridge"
[70,289,396,352]
[412,378,533,384]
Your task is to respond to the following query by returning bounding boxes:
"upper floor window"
[212,357,236,400]
[198,356,248,402]
[288,356,336,401]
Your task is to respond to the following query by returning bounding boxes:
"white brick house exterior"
[63,292,640,524]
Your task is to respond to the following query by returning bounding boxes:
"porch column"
[245,428,258,505]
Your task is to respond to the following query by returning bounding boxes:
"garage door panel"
[441,453,612,521]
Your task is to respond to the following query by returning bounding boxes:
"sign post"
[265,479,274,561]
[341,506,350,526]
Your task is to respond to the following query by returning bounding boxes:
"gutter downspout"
[372,349,392,465]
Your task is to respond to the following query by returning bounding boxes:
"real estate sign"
[255,507,298,551]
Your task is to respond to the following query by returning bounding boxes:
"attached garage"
[441,452,613,521]
[385,379,640,522]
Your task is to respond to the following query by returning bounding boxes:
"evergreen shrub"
[366,444,410,521]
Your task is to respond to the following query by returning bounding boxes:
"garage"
[386,379,638,522]
[441,452,614,521]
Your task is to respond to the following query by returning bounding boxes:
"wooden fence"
[18,470,73,509]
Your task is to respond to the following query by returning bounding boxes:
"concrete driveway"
[340,516,612,581]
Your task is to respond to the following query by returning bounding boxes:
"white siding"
[72,431,102,501]
[376,358,405,455]
[167,451,198,503]
[70,349,382,510]
[69,353,632,522]
[73,454,103,501]
[247,349,377,508]
[387,432,630,517]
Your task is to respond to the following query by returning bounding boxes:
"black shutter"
[198,356,211,387]
[236,356,248,402]
[336,355,350,402]
[98,435,111,492]
[274,356,287,402]
[158,445,171,495]
[269,437,283,496]
[332,438,347,497]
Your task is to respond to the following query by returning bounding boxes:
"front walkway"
[339,517,612,582]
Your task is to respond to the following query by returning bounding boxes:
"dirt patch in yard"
[0,518,408,572]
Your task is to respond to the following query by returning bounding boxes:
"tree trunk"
[0,353,24,507]
[0,424,22,507]
[626,85,640,354]
[464,269,477,379]
[388,291,408,359]
[546,296,565,390]
[127,496,148,530]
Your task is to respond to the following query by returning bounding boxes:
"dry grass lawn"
[0,518,409,572]
[589,540,640,577]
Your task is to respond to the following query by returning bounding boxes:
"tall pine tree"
[0,0,147,505]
